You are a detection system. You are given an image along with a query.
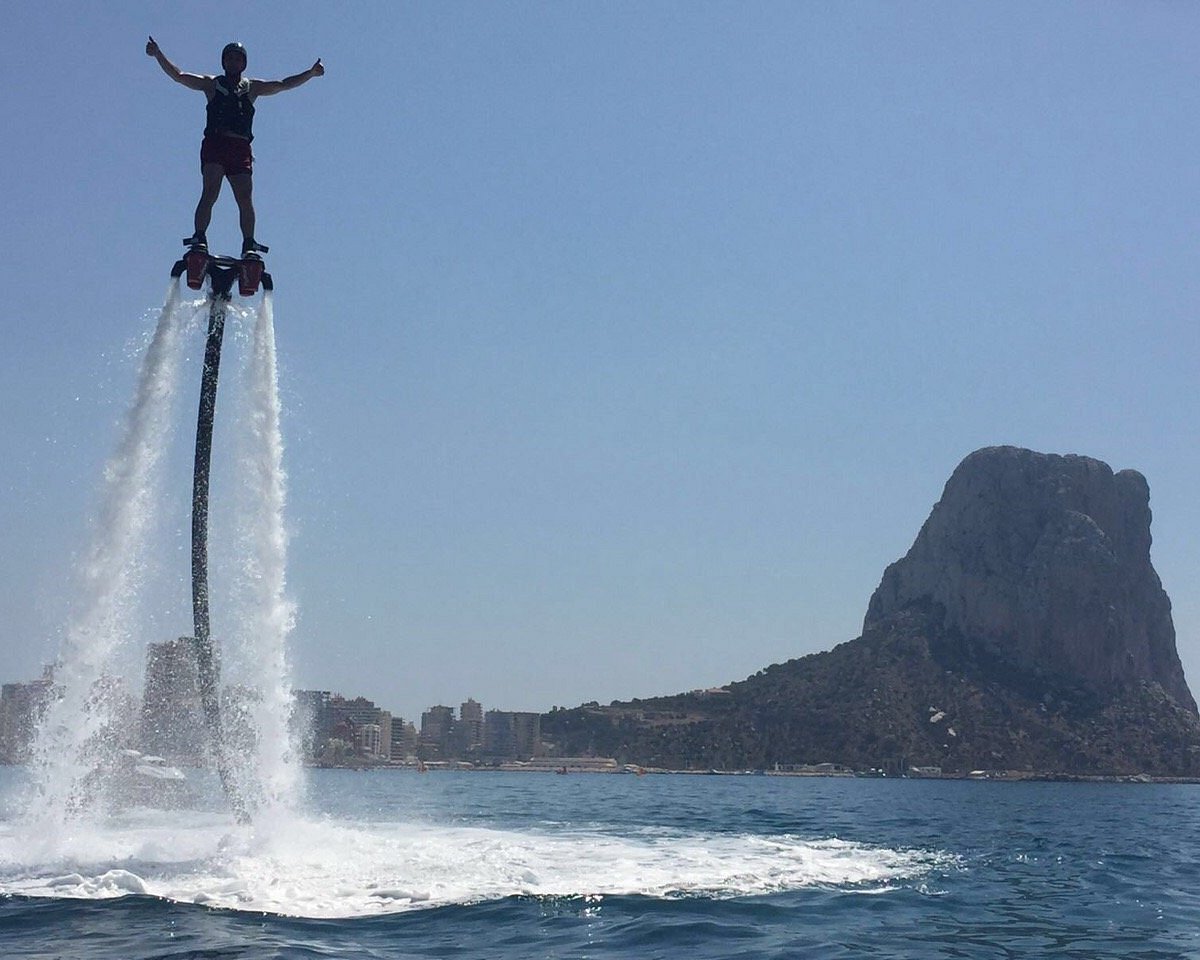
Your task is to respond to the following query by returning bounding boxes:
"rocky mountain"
[542,447,1200,776]
[867,446,1194,711]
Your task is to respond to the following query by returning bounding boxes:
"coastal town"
[0,640,856,776]
[4,618,1197,784]
[0,638,576,770]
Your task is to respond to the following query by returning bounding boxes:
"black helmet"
[221,42,247,67]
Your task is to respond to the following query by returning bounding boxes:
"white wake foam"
[0,812,953,917]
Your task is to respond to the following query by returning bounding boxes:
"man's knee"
[199,176,223,205]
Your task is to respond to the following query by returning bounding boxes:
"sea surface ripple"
[1,769,1197,959]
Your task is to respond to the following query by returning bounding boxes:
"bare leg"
[194,163,225,238]
[229,174,256,246]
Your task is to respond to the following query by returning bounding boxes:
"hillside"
[542,448,1200,775]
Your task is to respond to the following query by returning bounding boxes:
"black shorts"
[200,134,253,176]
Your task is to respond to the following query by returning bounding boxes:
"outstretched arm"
[146,36,212,92]
[251,59,324,97]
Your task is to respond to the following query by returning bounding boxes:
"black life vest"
[205,76,255,141]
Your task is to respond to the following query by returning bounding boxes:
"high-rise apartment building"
[140,638,206,763]
[0,667,53,763]
[483,710,542,759]
[457,698,484,754]
[390,719,418,761]
[420,704,454,757]
[293,689,333,758]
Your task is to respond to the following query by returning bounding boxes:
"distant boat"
[112,749,195,808]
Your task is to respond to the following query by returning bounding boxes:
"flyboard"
[170,241,273,823]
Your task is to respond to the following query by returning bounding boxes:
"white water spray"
[227,293,301,815]
[29,285,190,827]
[23,275,302,845]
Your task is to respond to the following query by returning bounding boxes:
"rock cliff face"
[542,446,1200,775]
[865,446,1194,711]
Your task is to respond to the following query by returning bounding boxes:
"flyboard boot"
[239,238,269,296]
[183,232,209,290]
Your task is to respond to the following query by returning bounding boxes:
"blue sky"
[2,2,1199,724]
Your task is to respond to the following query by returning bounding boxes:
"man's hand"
[147,38,211,92]
[252,59,324,97]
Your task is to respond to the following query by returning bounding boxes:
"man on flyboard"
[146,38,324,258]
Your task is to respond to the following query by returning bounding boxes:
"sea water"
[1,768,1196,959]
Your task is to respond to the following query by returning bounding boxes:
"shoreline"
[304,761,1200,784]
[4,760,1193,784]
